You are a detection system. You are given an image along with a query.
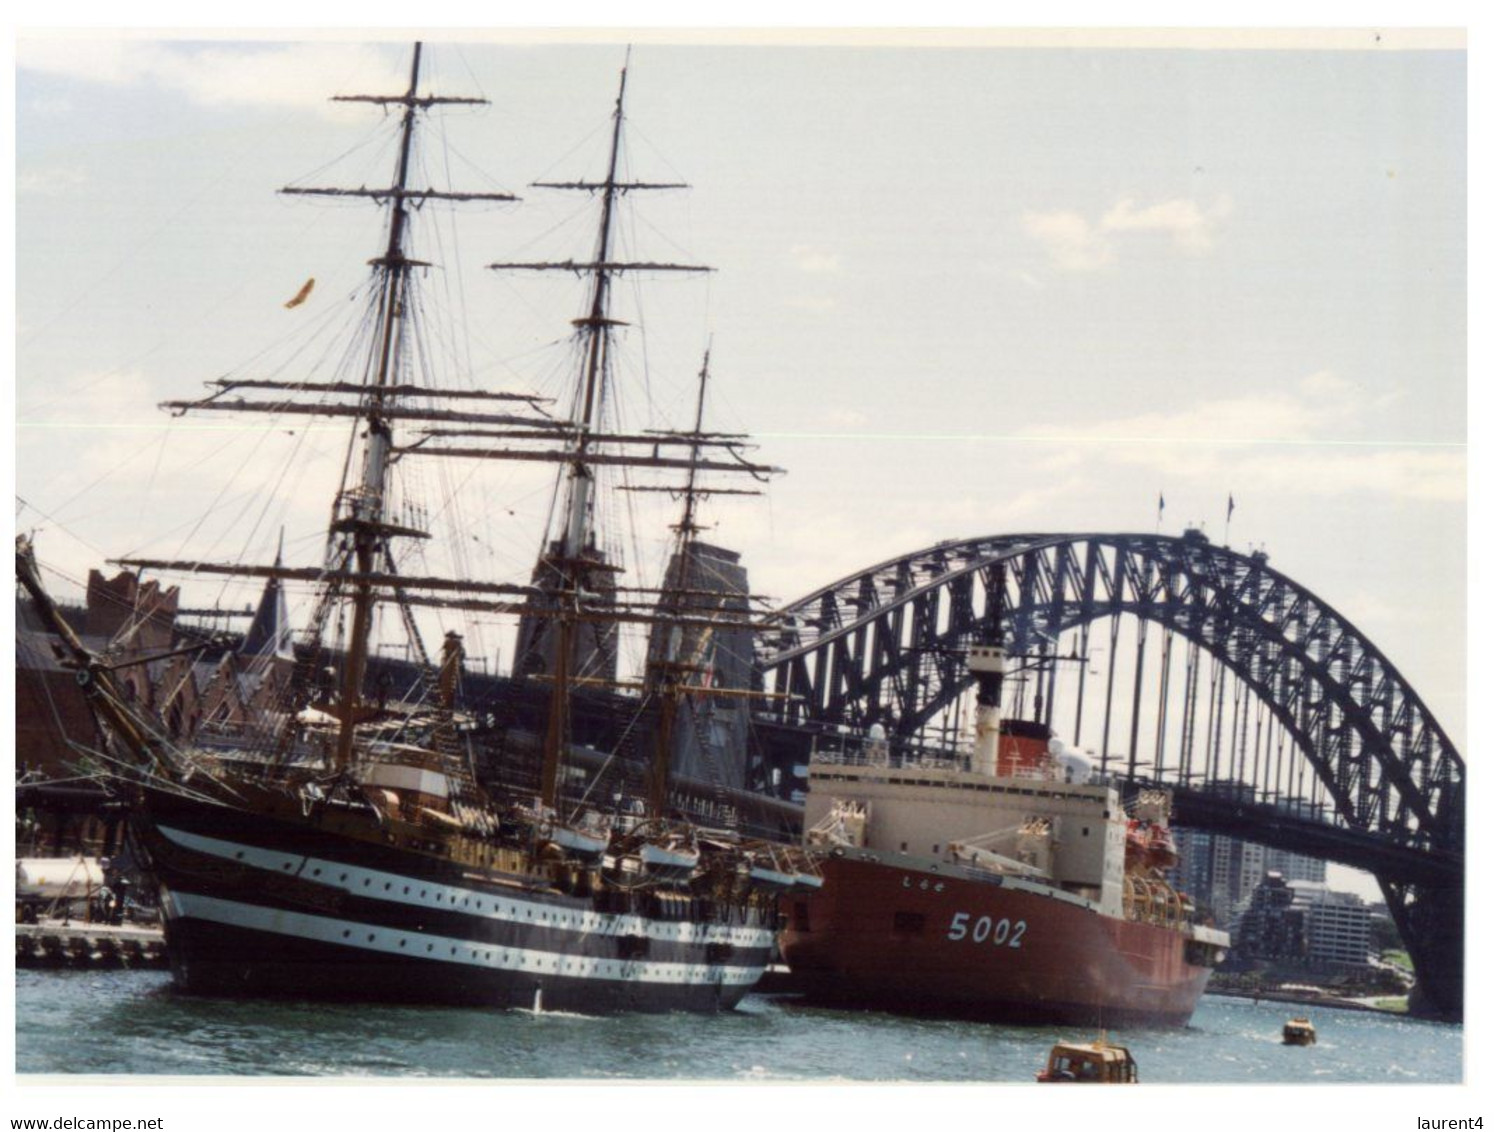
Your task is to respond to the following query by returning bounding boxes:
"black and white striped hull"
[136,791,774,1013]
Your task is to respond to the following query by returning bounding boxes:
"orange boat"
[1036,1038,1139,1083]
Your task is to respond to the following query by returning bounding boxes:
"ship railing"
[808,743,968,772]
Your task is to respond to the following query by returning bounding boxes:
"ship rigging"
[17,41,808,1014]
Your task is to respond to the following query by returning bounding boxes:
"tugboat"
[1282,1017,1317,1045]
[779,594,1230,1027]
[1036,1037,1139,1083]
[16,43,790,1014]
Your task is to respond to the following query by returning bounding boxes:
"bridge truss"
[756,532,1464,1019]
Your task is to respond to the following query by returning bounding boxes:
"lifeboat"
[640,839,700,878]
[1124,820,1149,868]
[1145,823,1179,870]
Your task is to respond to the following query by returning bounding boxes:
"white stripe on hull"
[162,890,766,987]
[156,824,774,950]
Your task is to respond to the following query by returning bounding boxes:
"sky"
[16,32,1466,730]
[5,17,1479,1124]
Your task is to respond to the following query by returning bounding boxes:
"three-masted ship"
[16,43,800,1013]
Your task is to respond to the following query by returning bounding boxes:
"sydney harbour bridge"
[750,531,1464,1021]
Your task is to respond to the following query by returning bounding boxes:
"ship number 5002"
[946,912,1026,948]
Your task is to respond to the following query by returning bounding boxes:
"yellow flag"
[284,278,315,309]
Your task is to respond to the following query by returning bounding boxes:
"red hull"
[780,851,1214,1027]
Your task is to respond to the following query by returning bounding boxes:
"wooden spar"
[281,186,517,203]
[391,592,779,632]
[204,379,552,405]
[526,674,795,702]
[539,611,573,809]
[411,427,753,449]
[531,180,689,192]
[647,348,711,817]
[111,558,539,598]
[611,584,776,601]
[615,485,763,497]
[106,561,778,627]
[330,42,425,774]
[331,93,488,108]
[487,259,712,274]
[394,445,782,476]
[162,399,557,429]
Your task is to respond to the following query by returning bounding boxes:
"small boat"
[1035,1038,1139,1083]
[1282,1017,1317,1045]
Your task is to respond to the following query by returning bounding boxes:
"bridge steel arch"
[757,532,1464,1019]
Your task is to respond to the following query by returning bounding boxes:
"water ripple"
[15,971,1462,1083]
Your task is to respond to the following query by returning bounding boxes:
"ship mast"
[560,62,629,561]
[329,43,425,772]
[646,348,712,817]
[378,54,782,817]
[113,42,547,774]
[486,58,711,811]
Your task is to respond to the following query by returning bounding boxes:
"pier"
[15,920,167,970]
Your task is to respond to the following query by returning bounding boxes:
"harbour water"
[15,969,1460,1083]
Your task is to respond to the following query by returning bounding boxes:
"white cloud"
[785,294,837,313]
[822,408,870,431]
[1024,194,1233,271]
[17,166,88,196]
[1021,210,1113,272]
[1299,369,1355,400]
[17,39,408,117]
[790,246,841,274]
[1100,195,1232,255]
[1018,377,1464,503]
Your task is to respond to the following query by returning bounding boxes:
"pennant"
[1227,493,1236,520]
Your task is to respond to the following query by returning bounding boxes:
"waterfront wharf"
[16,920,167,970]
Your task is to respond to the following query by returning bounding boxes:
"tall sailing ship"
[17,43,805,1013]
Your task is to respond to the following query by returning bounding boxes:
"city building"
[1291,880,1373,970]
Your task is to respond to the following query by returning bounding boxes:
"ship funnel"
[968,645,1005,776]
